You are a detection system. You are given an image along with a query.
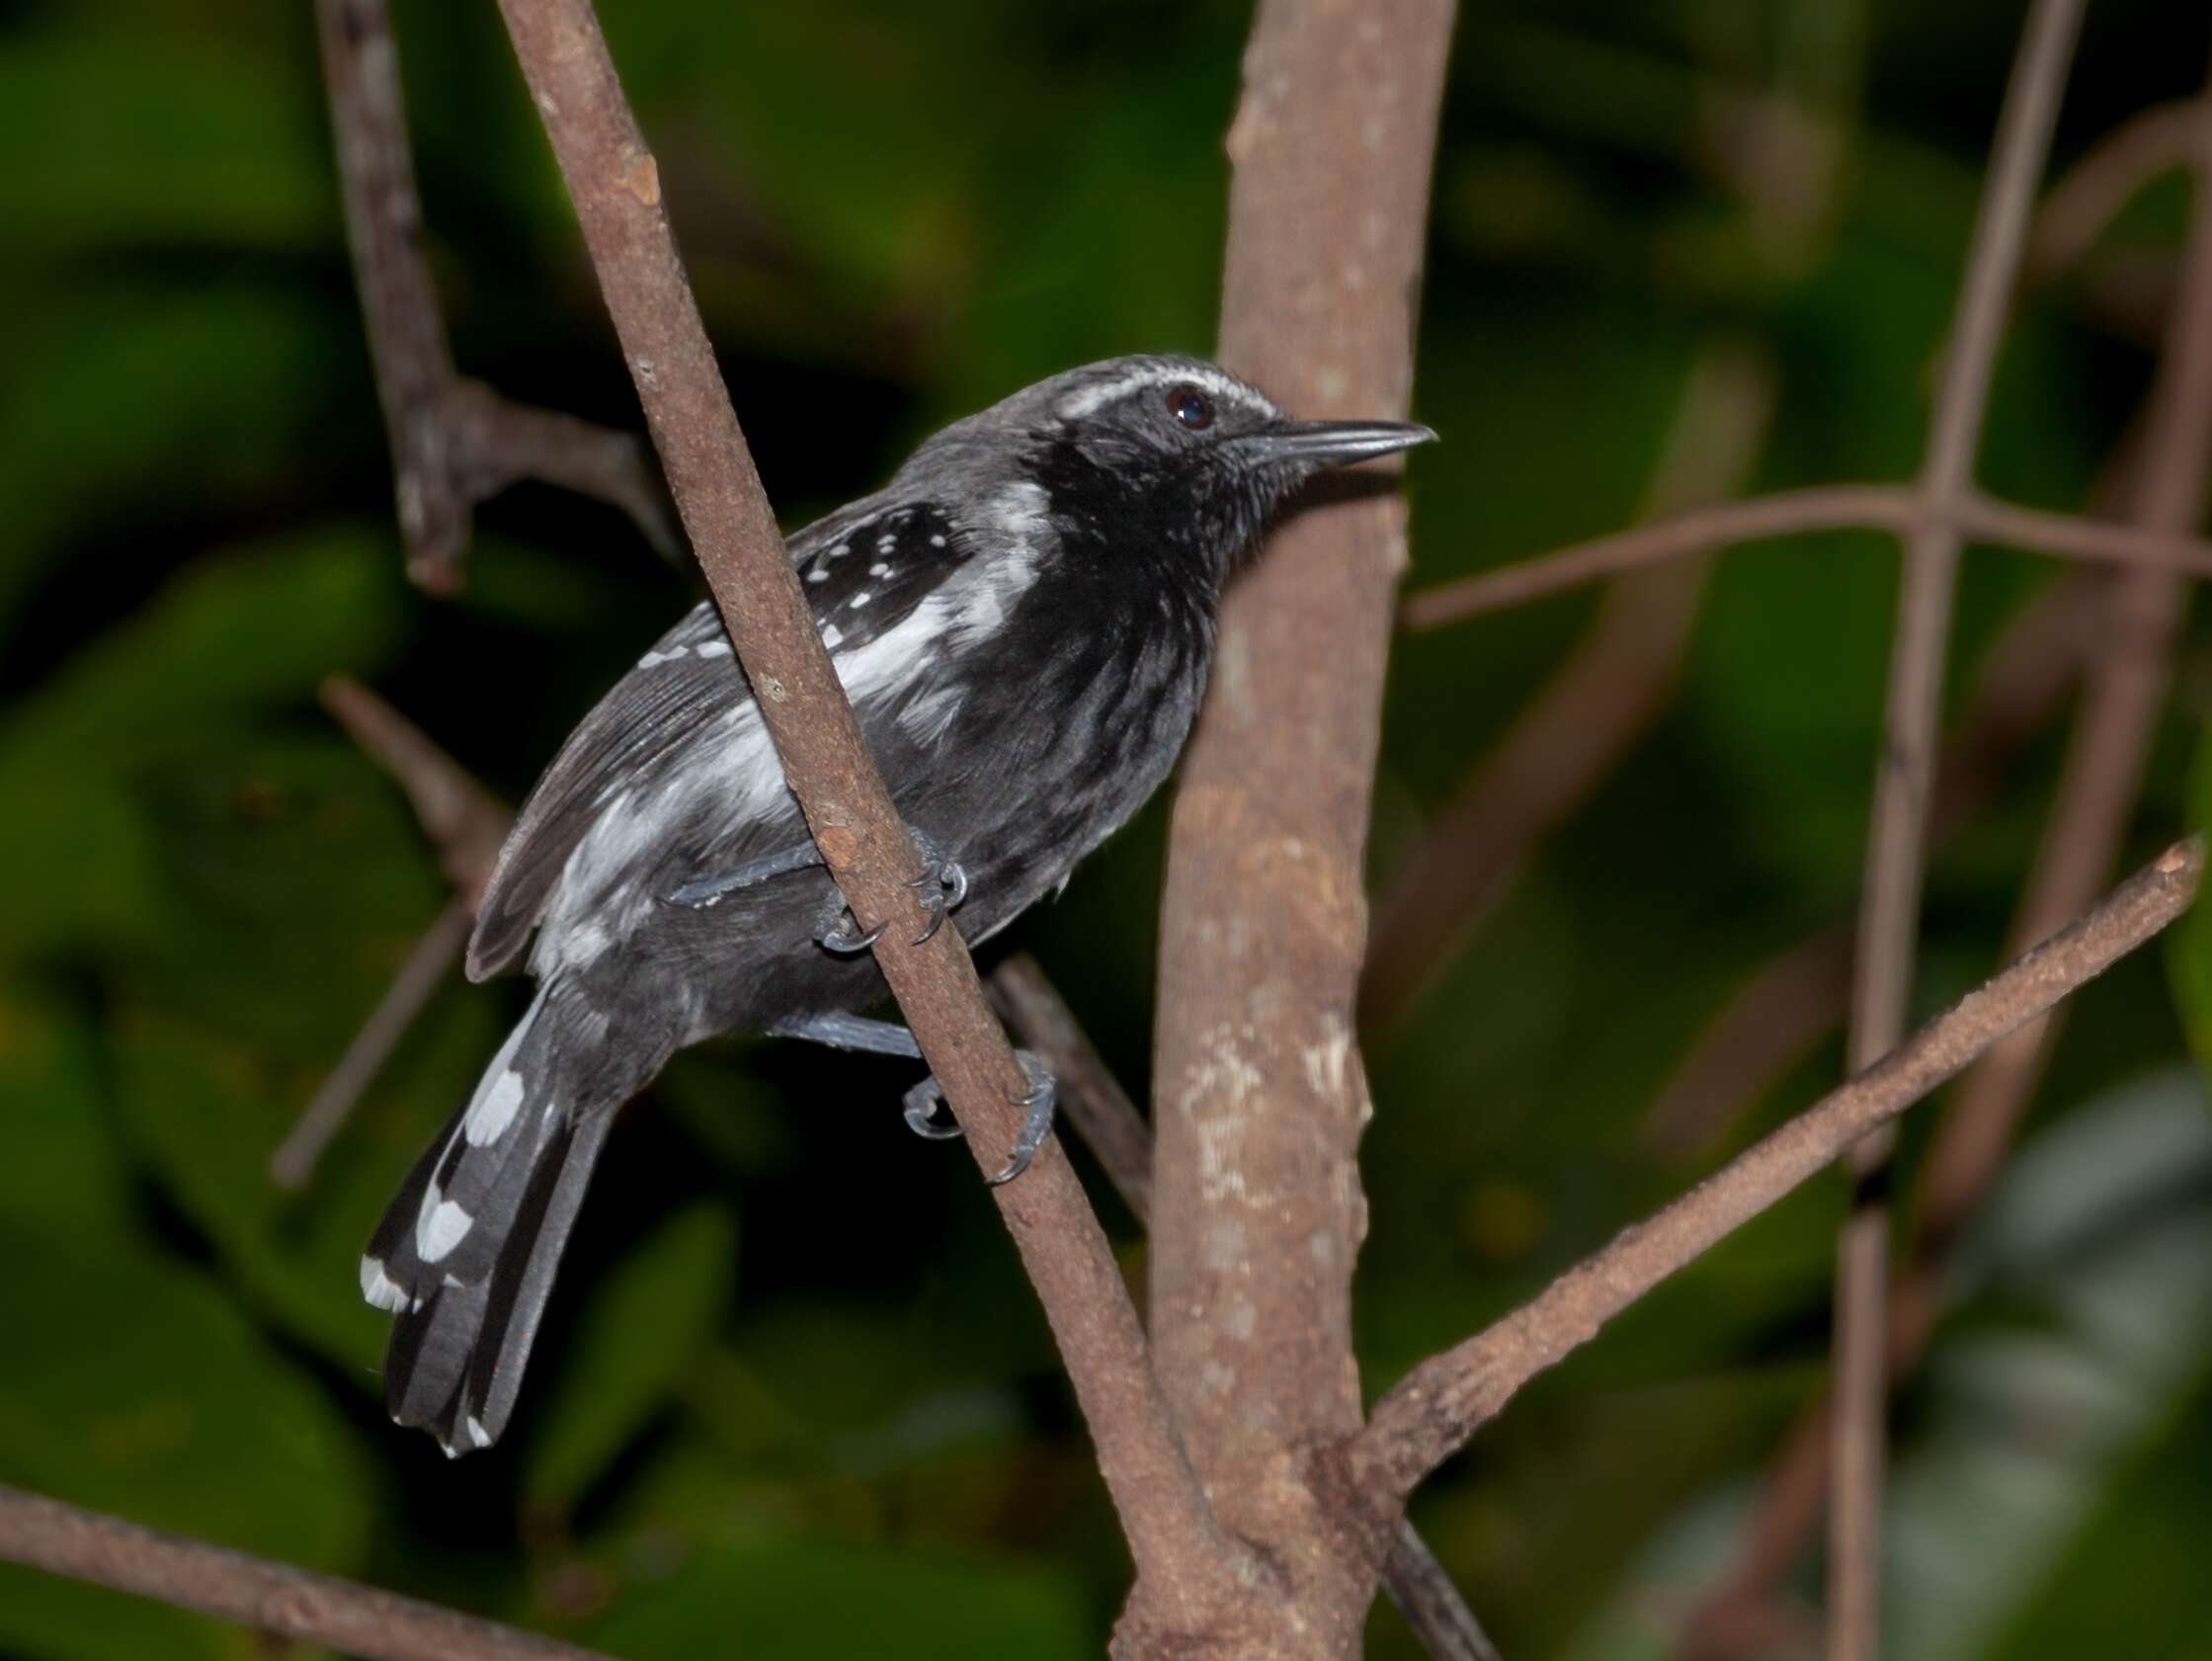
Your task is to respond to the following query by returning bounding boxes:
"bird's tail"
[359,978,661,1457]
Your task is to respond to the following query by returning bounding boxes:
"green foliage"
[3,0,2209,1654]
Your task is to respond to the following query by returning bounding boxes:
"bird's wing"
[465,493,971,979]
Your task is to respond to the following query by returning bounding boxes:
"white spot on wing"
[638,645,689,668]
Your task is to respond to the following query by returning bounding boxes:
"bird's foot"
[669,829,965,952]
[813,829,965,954]
[900,1050,1056,1186]
[905,848,968,945]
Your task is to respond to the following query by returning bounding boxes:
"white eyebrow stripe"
[1055,363,1273,422]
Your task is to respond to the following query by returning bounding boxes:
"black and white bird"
[360,353,1433,1456]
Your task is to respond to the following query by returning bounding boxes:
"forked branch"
[1347,836,2201,1506]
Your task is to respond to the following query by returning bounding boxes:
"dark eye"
[1165,384,1215,431]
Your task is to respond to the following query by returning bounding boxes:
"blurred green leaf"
[527,1203,738,1510]
[586,1536,1092,1661]
[0,1225,372,1655]
[0,30,332,257]
[108,1003,491,1372]
[0,290,347,623]
[1560,1071,2212,1661]
[0,532,401,962]
[0,986,132,1237]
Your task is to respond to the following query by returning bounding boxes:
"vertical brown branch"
[1148,3,1453,1644]
[992,955,1504,1661]
[487,0,1241,1630]
[1831,3,2086,1650]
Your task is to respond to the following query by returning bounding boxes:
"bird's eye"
[1165,384,1215,432]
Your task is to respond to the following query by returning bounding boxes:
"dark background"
[4,0,2212,1656]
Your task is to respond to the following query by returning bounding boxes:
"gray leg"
[770,1011,922,1060]
[666,843,824,909]
[772,1012,1057,1181]
[672,828,968,952]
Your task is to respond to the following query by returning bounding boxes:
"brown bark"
[489,0,1241,1629]
[317,0,674,591]
[1830,4,2087,1648]
[1144,1,1454,1653]
[1347,837,2202,1507]
[0,1486,610,1661]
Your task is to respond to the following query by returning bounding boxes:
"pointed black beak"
[1228,418,1437,469]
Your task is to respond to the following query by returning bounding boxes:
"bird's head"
[908,354,1434,583]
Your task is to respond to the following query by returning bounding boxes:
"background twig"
[1396,485,2212,628]
[1830,6,2086,1650]
[1349,836,2202,1508]
[318,0,674,592]
[0,1486,613,1661]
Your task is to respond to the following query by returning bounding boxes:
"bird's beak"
[1228,418,1438,469]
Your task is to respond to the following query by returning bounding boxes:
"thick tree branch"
[1833,7,2085,1647]
[487,0,1238,1625]
[1145,3,1453,1652]
[0,1485,610,1661]
[1396,485,2212,628]
[1345,836,2202,1508]
[319,0,674,592]
[991,955,1503,1661]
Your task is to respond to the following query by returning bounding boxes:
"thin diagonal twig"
[0,1485,611,1661]
[273,898,473,1190]
[1346,837,2201,1508]
[1679,78,2212,1661]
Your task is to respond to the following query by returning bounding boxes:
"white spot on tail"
[360,1256,412,1313]
[466,1067,525,1146]
[416,1188,473,1263]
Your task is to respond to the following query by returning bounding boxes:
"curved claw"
[900,1079,965,1140]
[820,913,889,954]
[986,1053,1057,1187]
[907,859,969,947]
